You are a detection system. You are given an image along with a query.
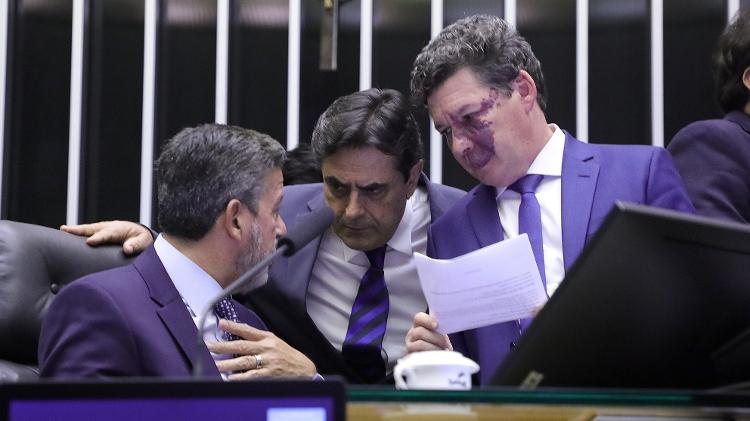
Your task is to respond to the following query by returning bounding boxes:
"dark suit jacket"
[668,110,750,223]
[38,246,266,378]
[427,131,696,385]
[242,176,465,383]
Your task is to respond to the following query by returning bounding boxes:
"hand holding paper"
[414,234,547,334]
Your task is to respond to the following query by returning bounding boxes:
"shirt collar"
[527,123,564,177]
[153,234,224,318]
[496,124,565,198]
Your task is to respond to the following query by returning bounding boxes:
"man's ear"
[405,160,424,198]
[223,199,251,241]
[514,70,538,112]
[743,67,750,92]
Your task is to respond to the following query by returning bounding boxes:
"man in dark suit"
[668,10,750,223]
[405,15,695,385]
[241,89,464,383]
[61,89,464,383]
[40,124,316,379]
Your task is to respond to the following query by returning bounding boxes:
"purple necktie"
[509,175,546,336]
[508,174,547,290]
[214,298,241,342]
[342,245,389,383]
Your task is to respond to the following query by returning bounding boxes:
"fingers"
[219,319,267,341]
[214,353,261,374]
[227,368,274,381]
[60,220,153,255]
[413,312,439,330]
[406,312,453,353]
[60,222,103,237]
[207,321,268,356]
[122,232,154,255]
[206,337,261,357]
[210,323,317,378]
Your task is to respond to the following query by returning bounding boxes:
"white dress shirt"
[153,235,234,377]
[496,124,566,296]
[306,186,431,371]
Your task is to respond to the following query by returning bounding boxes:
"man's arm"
[61,220,154,255]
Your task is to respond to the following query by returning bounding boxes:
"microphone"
[192,206,334,377]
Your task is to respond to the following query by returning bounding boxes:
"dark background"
[1,0,736,227]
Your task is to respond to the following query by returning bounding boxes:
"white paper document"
[414,234,548,334]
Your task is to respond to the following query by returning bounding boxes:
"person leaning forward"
[404,14,696,385]
[60,89,465,384]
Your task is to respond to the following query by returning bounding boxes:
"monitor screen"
[493,202,750,389]
[0,379,344,421]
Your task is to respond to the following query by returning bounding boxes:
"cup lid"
[398,350,479,371]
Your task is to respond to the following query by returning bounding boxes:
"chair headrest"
[0,220,135,365]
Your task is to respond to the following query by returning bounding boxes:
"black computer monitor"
[0,379,345,421]
[493,202,750,390]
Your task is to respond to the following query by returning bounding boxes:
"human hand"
[60,220,153,255]
[208,320,317,380]
[405,312,453,353]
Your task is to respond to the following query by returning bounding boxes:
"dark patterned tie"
[214,298,241,341]
[341,245,389,383]
[508,174,547,289]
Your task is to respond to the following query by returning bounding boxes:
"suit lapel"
[135,247,220,378]
[467,184,505,246]
[283,193,328,310]
[560,132,599,270]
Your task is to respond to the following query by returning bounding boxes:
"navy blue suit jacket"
[242,176,465,383]
[668,110,750,223]
[38,246,267,378]
[427,132,696,385]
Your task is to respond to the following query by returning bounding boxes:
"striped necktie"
[341,245,389,383]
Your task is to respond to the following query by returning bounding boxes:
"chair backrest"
[0,220,135,381]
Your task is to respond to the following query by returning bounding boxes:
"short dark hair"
[310,88,424,180]
[714,10,750,113]
[156,123,285,240]
[283,143,322,185]
[410,14,547,112]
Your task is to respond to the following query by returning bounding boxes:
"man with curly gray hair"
[405,14,695,385]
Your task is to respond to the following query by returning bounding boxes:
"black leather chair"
[0,220,134,382]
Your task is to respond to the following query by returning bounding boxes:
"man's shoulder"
[426,180,465,197]
[669,116,750,152]
[55,262,144,304]
[568,137,666,167]
[283,183,324,197]
[281,183,324,210]
[431,184,486,227]
[423,179,466,208]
